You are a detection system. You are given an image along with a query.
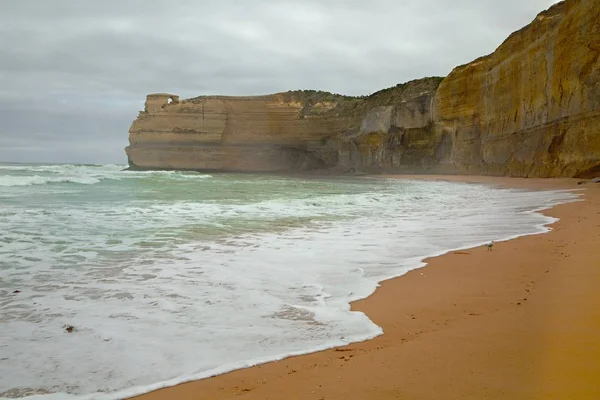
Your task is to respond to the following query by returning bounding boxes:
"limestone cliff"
[126,80,443,172]
[433,0,600,177]
[126,0,599,177]
[127,92,359,171]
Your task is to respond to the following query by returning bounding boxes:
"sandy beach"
[130,176,600,400]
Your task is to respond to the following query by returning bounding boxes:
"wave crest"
[0,175,101,187]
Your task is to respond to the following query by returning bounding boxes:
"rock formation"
[126,0,599,177]
[127,91,358,172]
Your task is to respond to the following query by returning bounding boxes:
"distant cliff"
[126,0,599,177]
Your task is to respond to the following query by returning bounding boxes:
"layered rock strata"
[127,92,357,172]
[126,0,599,177]
[433,0,600,177]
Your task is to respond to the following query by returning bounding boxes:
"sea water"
[0,163,578,399]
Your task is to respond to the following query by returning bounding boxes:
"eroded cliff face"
[126,80,443,172]
[336,78,444,173]
[126,93,356,172]
[434,0,600,177]
[126,0,599,177]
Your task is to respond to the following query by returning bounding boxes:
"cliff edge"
[126,0,599,177]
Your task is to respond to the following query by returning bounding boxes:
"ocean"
[0,163,578,399]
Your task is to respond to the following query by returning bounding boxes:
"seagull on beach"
[485,241,494,251]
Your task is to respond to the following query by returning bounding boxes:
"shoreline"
[129,176,600,400]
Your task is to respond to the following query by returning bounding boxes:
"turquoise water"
[0,164,577,399]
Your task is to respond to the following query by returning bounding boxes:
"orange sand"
[131,176,600,400]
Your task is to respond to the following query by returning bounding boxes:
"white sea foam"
[0,164,124,173]
[0,175,101,187]
[0,166,580,399]
[0,164,211,187]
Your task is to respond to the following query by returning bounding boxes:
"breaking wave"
[0,175,102,187]
[0,164,212,187]
[0,164,579,399]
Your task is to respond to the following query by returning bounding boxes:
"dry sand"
[130,176,600,400]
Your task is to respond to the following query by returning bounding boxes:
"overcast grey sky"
[0,0,560,164]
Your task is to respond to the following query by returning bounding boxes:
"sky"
[0,0,561,164]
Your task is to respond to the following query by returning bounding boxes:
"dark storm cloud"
[0,0,560,163]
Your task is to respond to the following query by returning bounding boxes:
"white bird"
[485,241,494,251]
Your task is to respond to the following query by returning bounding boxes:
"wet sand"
[130,176,600,400]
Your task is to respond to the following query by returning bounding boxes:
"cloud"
[0,0,562,163]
